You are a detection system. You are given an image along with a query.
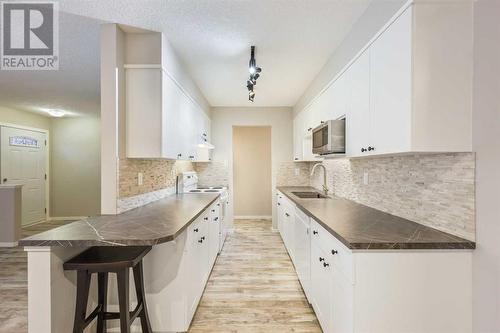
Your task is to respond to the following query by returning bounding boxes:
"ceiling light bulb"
[249,66,256,74]
[47,109,65,117]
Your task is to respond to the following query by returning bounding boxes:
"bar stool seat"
[64,246,153,333]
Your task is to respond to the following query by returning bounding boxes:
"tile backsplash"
[314,153,475,240]
[279,153,475,241]
[193,161,230,187]
[276,162,311,187]
[119,159,193,198]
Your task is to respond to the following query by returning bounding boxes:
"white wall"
[472,0,500,331]
[293,0,405,115]
[211,107,293,229]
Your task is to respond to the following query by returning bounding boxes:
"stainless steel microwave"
[312,119,345,155]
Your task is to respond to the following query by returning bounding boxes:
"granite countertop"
[277,186,475,250]
[19,193,219,247]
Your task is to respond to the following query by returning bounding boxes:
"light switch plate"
[138,172,144,186]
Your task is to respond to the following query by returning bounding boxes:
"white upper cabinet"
[368,6,412,155]
[346,50,370,157]
[124,32,211,160]
[294,2,473,158]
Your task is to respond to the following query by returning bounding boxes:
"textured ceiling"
[0,0,371,116]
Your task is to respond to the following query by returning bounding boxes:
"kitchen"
[0,0,499,333]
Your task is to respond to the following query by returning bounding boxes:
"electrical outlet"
[294,168,300,176]
[138,172,144,186]
[363,171,369,185]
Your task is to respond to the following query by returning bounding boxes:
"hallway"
[189,219,321,332]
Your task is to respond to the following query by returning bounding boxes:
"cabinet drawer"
[311,219,353,282]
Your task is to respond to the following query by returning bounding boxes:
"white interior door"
[1,126,47,225]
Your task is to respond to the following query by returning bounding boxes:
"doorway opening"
[232,126,272,219]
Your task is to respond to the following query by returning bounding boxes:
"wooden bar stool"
[64,246,153,333]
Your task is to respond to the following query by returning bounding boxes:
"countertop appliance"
[180,171,229,252]
[312,118,345,155]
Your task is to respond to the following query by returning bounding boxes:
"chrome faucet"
[310,163,329,196]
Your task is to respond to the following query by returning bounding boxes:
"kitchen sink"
[291,191,329,199]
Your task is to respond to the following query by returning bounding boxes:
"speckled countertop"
[277,186,475,250]
[19,193,219,247]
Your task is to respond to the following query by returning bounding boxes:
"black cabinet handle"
[323,262,330,268]
[285,213,290,217]
[201,236,206,240]
[294,158,298,161]
[203,133,207,137]
[204,217,208,221]
[321,120,325,124]
[2,178,7,183]
[319,257,325,262]
[177,153,182,158]
[217,203,220,206]
[211,209,216,213]
[331,249,338,255]
[308,127,312,131]
[361,148,367,152]
[194,228,199,232]
[198,239,203,243]
[189,155,195,159]
[214,217,219,221]
[313,230,318,235]
[368,146,375,151]
[277,203,281,206]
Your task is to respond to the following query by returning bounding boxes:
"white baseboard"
[234,215,272,220]
[0,241,18,247]
[49,216,87,221]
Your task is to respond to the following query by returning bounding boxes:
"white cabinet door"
[294,210,311,298]
[331,268,354,333]
[369,6,412,155]
[126,68,163,158]
[162,71,184,159]
[346,50,370,157]
[311,241,333,333]
[293,113,304,161]
[283,202,295,263]
[209,205,220,266]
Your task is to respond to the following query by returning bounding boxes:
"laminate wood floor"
[0,220,74,333]
[189,219,321,333]
[0,219,320,333]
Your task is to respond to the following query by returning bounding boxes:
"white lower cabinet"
[143,200,220,332]
[276,191,472,333]
[294,207,311,298]
[311,241,334,333]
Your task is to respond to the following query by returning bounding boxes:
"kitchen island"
[19,193,222,333]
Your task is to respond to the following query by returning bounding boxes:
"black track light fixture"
[246,46,262,102]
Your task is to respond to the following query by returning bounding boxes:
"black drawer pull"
[319,257,325,262]
[323,262,330,268]
[331,249,338,255]
[313,230,318,235]
[194,228,199,232]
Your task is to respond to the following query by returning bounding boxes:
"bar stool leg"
[73,270,91,333]
[133,261,153,333]
[97,272,108,333]
[117,268,131,333]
